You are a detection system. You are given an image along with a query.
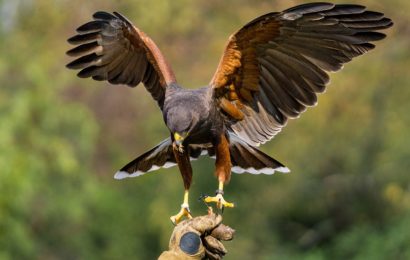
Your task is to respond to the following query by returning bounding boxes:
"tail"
[228,133,290,175]
[114,134,290,179]
[113,138,205,179]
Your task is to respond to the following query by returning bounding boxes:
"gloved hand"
[158,213,235,260]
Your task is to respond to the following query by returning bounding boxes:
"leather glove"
[158,213,235,260]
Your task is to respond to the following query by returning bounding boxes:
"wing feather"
[209,3,392,146]
[66,11,176,109]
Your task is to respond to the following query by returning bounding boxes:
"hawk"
[66,2,392,224]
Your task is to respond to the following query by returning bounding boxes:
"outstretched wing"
[210,3,392,146]
[66,11,176,109]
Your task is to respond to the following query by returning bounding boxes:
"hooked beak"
[174,132,187,152]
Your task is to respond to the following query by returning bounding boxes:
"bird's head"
[167,108,198,153]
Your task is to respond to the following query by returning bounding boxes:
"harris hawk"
[66,2,392,224]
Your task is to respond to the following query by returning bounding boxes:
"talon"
[170,204,192,225]
[199,194,210,206]
[199,195,215,215]
[204,193,234,209]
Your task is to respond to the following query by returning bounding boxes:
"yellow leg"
[204,181,234,209]
[170,190,193,225]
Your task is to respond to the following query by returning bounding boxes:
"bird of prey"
[66,2,392,224]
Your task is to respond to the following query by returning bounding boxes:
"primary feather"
[66,3,392,179]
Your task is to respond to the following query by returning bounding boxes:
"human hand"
[158,213,235,259]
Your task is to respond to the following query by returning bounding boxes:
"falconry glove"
[158,213,235,260]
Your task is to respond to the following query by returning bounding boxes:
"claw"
[170,204,192,225]
[199,195,215,215]
[204,193,234,210]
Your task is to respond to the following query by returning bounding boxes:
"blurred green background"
[0,0,409,259]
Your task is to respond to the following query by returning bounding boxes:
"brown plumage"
[66,11,175,108]
[66,3,392,222]
[211,3,392,146]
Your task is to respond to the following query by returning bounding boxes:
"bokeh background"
[1,0,409,259]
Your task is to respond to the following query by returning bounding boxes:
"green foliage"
[0,0,409,259]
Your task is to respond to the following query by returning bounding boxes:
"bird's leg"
[204,181,234,209]
[204,134,234,210]
[171,146,193,225]
[170,190,193,225]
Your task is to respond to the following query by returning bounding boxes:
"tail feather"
[229,133,290,175]
[114,138,176,179]
[114,138,206,179]
[114,133,290,179]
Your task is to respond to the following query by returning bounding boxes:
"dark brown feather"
[67,32,100,44]
[173,147,193,190]
[66,11,176,109]
[209,3,392,146]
